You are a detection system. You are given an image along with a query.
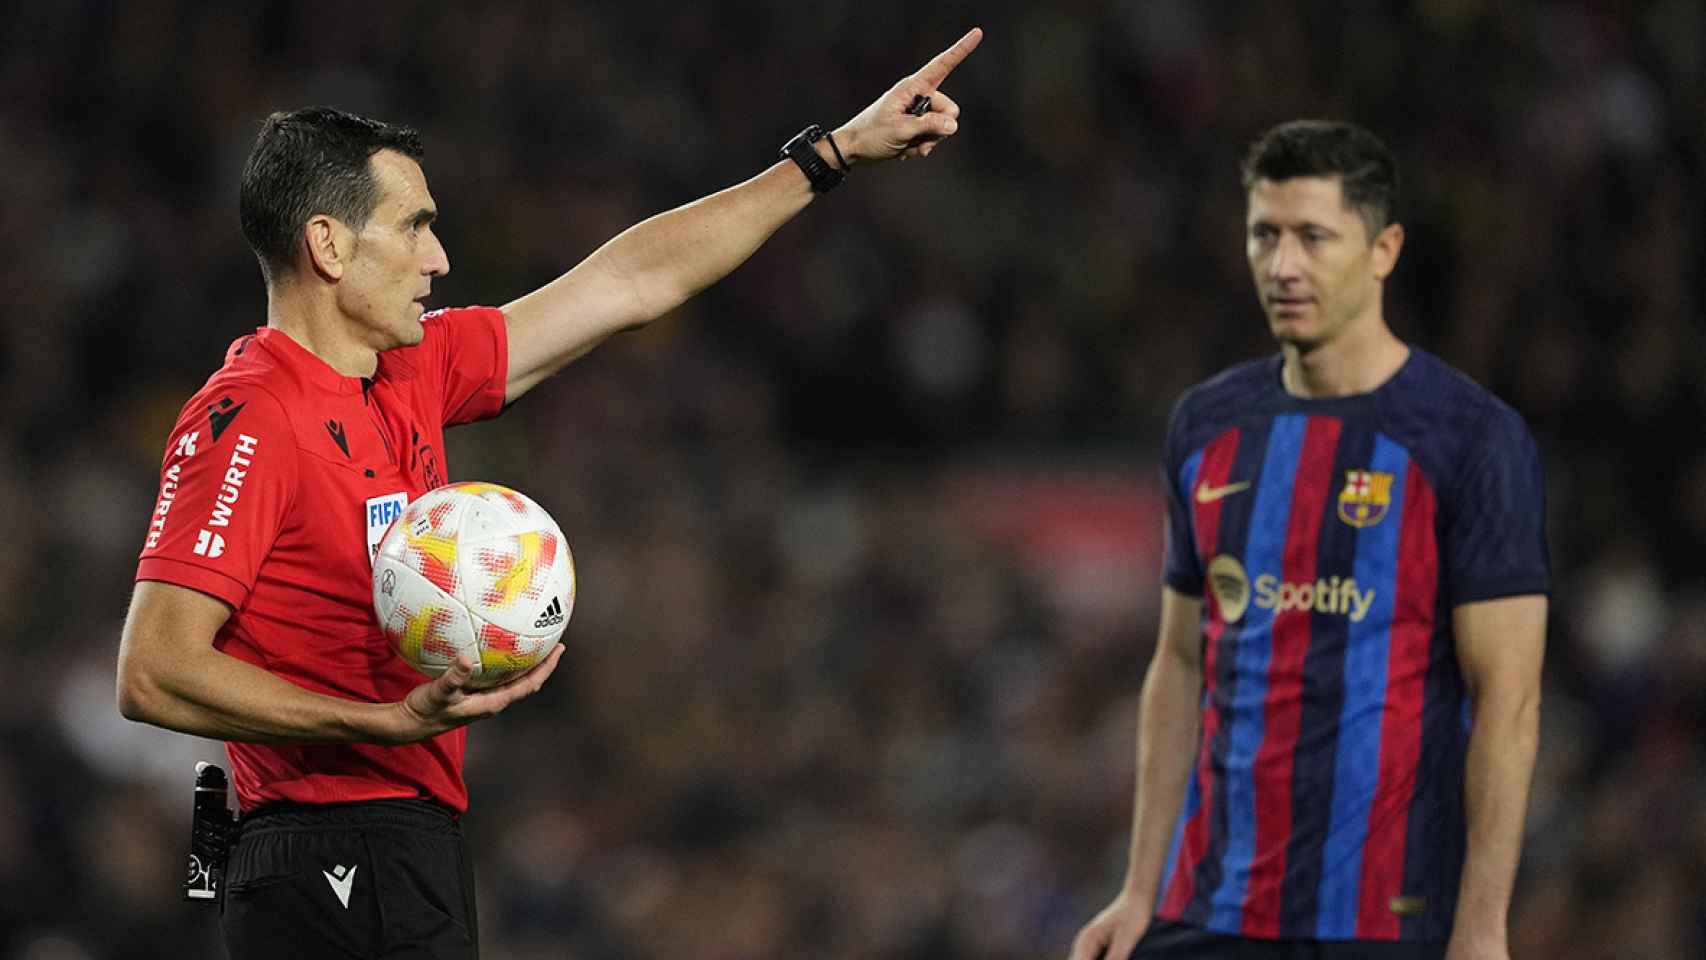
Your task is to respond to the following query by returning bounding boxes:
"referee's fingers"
[929,89,962,120]
[515,644,564,695]
[438,657,474,698]
[907,112,958,141]
[480,645,564,706]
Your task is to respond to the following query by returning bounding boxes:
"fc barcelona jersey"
[1155,348,1548,942]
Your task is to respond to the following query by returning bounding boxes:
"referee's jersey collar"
[249,326,368,395]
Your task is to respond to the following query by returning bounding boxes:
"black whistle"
[905,95,932,116]
[184,761,236,904]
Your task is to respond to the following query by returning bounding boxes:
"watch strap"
[779,124,846,193]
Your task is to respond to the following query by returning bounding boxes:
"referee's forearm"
[1451,688,1540,943]
[586,159,817,322]
[120,645,402,746]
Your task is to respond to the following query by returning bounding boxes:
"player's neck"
[265,284,381,379]
[1280,318,1408,399]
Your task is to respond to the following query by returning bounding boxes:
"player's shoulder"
[1169,357,1278,436]
[1176,356,1276,417]
[1399,348,1503,408]
[1392,347,1532,439]
[1386,348,1539,492]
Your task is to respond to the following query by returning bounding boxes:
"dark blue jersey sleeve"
[1444,404,1550,605]
[1161,396,1204,596]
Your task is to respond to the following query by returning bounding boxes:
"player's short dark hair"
[1241,120,1398,238]
[239,107,424,282]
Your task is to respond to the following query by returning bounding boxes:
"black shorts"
[1131,920,1446,960]
[221,798,479,960]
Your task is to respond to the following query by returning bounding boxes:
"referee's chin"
[385,307,429,350]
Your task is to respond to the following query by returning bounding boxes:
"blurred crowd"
[4,1,1705,958]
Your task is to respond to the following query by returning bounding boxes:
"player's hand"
[1068,888,1152,960]
[388,645,565,742]
[833,27,982,164]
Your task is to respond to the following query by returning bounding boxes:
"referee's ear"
[1370,221,1404,282]
[303,213,354,282]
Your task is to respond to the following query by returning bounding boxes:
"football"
[372,482,575,689]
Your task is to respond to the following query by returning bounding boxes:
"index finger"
[913,27,983,88]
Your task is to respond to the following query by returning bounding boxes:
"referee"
[118,29,982,959]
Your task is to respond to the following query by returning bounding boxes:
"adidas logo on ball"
[534,597,565,629]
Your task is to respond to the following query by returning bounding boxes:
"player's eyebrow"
[405,207,436,229]
[1248,217,1338,236]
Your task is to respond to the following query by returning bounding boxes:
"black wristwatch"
[780,124,846,193]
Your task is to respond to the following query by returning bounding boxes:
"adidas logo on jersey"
[534,597,565,628]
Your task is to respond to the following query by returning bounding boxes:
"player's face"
[340,150,450,351]
[1245,177,1399,352]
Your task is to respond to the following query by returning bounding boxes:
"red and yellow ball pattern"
[372,482,575,688]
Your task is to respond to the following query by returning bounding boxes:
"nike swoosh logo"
[1195,480,1252,503]
[323,865,357,909]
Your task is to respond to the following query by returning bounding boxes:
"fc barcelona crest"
[1338,469,1394,528]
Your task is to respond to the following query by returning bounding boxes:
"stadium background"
[4,1,1704,957]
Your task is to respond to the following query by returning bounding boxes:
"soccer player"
[1069,121,1548,960]
[116,29,981,959]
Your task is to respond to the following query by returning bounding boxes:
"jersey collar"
[1267,345,1421,412]
[249,327,368,395]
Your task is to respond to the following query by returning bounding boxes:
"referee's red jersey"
[136,308,509,813]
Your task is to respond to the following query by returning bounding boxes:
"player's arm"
[1070,586,1204,960]
[117,580,562,745]
[499,28,982,404]
[1446,594,1546,960]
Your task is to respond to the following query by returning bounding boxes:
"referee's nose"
[422,227,450,279]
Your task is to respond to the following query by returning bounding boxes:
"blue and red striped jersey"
[1154,348,1548,943]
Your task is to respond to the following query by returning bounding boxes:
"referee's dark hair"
[240,107,424,283]
[1241,120,1398,240]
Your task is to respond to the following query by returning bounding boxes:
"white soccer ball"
[372,482,575,689]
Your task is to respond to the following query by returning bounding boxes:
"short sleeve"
[1161,397,1204,597]
[1444,405,1550,605]
[416,306,510,427]
[136,389,298,610]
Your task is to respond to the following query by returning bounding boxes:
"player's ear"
[1370,222,1404,281]
[304,214,352,281]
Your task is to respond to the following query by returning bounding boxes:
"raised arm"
[1446,594,1546,960]
[500,28,983,403]
[118,580,561,745]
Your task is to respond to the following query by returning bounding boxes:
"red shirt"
[136,308,509,813]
